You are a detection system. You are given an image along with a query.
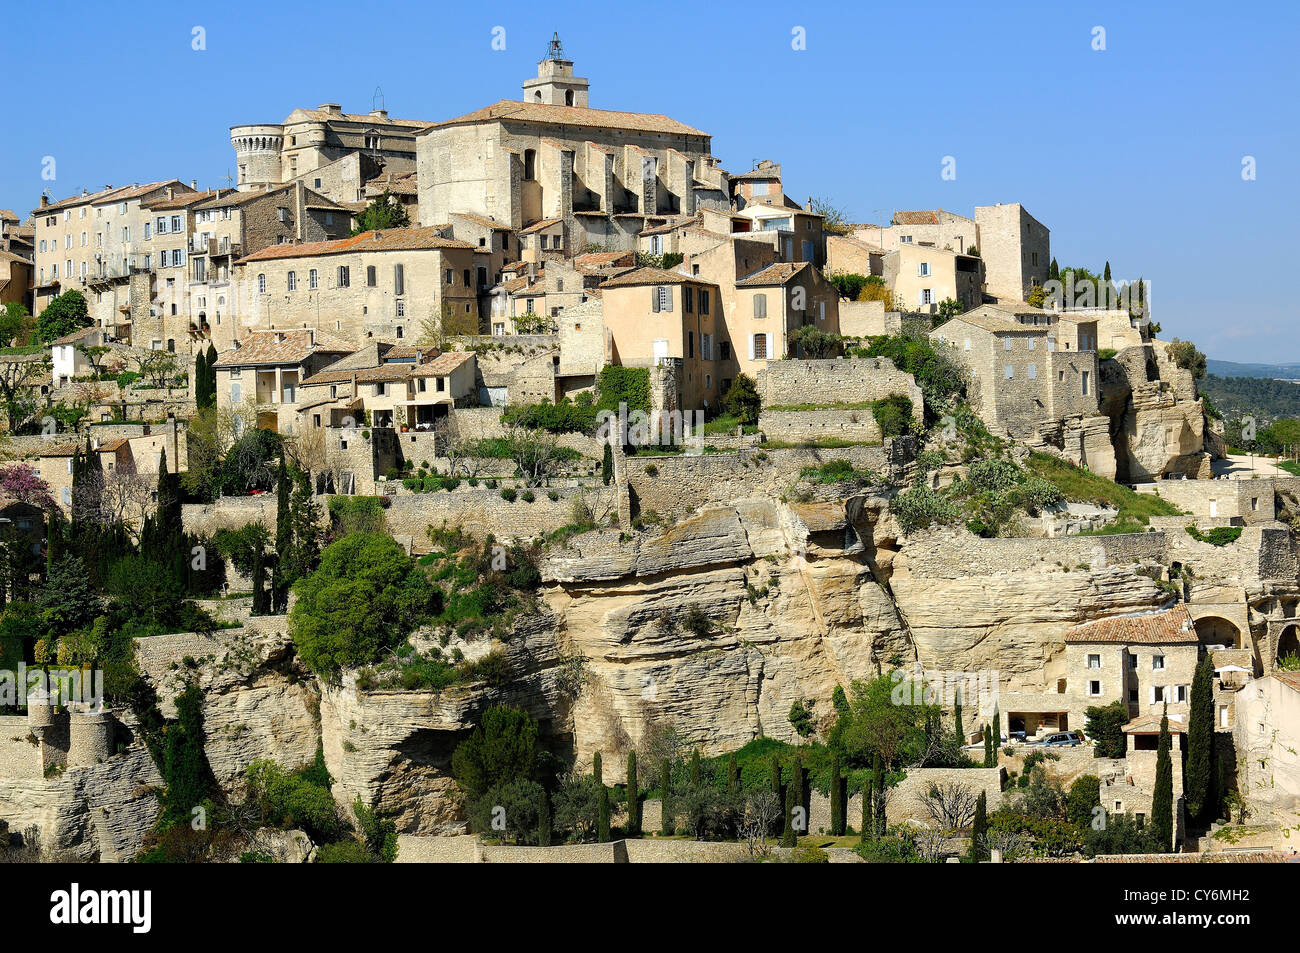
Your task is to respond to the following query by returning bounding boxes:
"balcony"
[189,236,239,257]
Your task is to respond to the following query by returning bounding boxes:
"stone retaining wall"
[898,528,1167,579]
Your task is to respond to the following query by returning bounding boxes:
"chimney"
[40,195,49,208]
[369,108,388,120]
[166,187,175,199]
[190,180,197,190]
[319,103,343,117]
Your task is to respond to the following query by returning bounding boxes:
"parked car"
[1039,732,1082,747]
[1008,730,1027,743]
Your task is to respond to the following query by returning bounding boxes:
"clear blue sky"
[4,0,1296,362]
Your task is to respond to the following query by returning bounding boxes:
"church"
[416,34,729,253]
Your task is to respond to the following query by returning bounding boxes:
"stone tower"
[522,33,590,107]
[229,123,285,191]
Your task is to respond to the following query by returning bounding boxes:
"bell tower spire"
[522,32,589,107]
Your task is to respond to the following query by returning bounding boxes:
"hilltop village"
[0,37,1296,865]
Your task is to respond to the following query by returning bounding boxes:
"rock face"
[0,748,162,862]
[1100,344,1211,482]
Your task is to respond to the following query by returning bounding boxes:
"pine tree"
[1152,704,1174,852]
[626,751,640,837]
[726,752,740,801]
[601,442,613,486]
[1186,654,1215,825]
[592,750,602,785]
[597,783,611,842]
[969,790,988,861]
[829,751,845,836]
[538,788,552,847]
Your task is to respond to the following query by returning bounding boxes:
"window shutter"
[1149,686,1155,704]
[748,335,755,360]
[651,287,660,313]
[664,287,673,312]
[766,333,774,358]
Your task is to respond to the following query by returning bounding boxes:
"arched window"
[565,89,574,106]
[287,270,297,291]
[257,273,266,294]
[534,90,542,102]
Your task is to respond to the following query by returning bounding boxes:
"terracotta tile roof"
[410,350,474,377]
[426,100,709,138]
[39,442,80,457]
[238,226,473,264]
[640,214,701,237]
[892,210,941,226]
[49,326,100,346]
[520,218,563,234]
[354,363,420,383]
[1274,671,1300,694]
[214,329,355,367]
[364,172,419,197]
[933,305,1046,335]
[96,438,130,452]
[383,345,440,361]
[600,266,703,288]
[36,180,184,214]
[0,209,17,220]
[1065,604,1197,645]
[192,184,350,214]
[736,261,809,286]
[449,211,511,231]
[574,251,635,271]
[285,107,433,128]
[1123,712,1187,733]
[298,368,358,387]
[144,188,235,211]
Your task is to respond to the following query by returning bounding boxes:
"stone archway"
[1194,615,1241,650]
[1278,624,1300,665]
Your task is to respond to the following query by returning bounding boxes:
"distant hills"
[1206,359,1300,380]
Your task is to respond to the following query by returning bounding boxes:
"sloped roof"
[934,305,1046,335]
[736,261,810,287]
[600,266,702,288]
[36,180,186,214]
[283,107,433,128]
[520,218,563,234]
[214,329,354,367]
[892,210,941,226]
[426,100,708,137]
[238,226,472,263]
[1065,604,1197,646]
[450,211,512,231]
[144,188,235,211]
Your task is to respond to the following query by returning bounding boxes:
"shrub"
[893,485,961,532]
[722,374,762,425]
[871,394,914,438]
[500,487,517,502]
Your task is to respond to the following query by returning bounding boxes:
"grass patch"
[1186,525,1243,546]
[762,438,881,450]
[1024,452,1183,530]
[765,401,877,412]
[1278,460,1300,477]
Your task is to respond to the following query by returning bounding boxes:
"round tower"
[230,124,285,191]
[67,708,115,768]
[26,685,54,736]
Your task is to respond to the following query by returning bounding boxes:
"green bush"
[1185,525,1242,546]
[500,487,517,502]
[871,394,914,438]
[722,374,762,426]
[893,485,961,532]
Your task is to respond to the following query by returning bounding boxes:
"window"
[1089,680,1101,696]
[1004,365,1013,379]
[688,331,694,359]
[444,269,452,285]
[700,290,710,315]
[287,271,297,291]
[231,382,241,403]
[396,300,405,317]
[652,285,672,312]
[257,274,266,294]
[395,264,405,295]
[683,286,694,312]
[753,293,767,318]
[1129,654,1138,669]
[1081,370,1090,395]
[338,266,350,288]
[1004,337,1012,351]
[1087,654,1101,669]
[1027,364,1036,380]
[436,377,446,392]
[462,269,470,287]
[1176,685,1188,703]
[720,341,731,361]
[1153,655,1165,670]
[701,333,712,360]
[309,269,318,290]
[1027,336,1035,350]
[366,266,377,287]
[918,262,930,277]
[753,334,767,359]
[523,149,536,180]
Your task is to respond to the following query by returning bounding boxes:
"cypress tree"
[789,753,806,840]
[689,749,700,787]
[592,750,602,785]
[538,788,552,847]
[660,757,674,836]
[250,538,269,616]
[1049,258,1060,282]
[1152,705,1174,852]
[272,456,292,612]
[860,778,872,843]
[194,350,209,408]
[781,767,797,847]
[597,783,610,842]
[871,752,884,837]
[983,724,993,768]
[726,752,740,801]
[601,442,613,486]
[770,754,784,838]
[1103,260,1112,282]
[626,751,640,837]
[1186,654,1215,825]
[953,691,965,748]
[829,751,844,836]
[969,790,988,862]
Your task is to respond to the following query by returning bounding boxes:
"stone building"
[882,242,983,314]
[212,327,355,430]
[416,37,721,252]
[852,208,980,257]
[600,267,724,412]
[931,304,1099,440]
[729,160,784,210]
[998,604,1200,741]
[230,101,431,192]
[1233,672,1300,823]
[0,249,33,314]
[973,202,1050,303]
[233,226,479,347]
[31,180,197,318]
